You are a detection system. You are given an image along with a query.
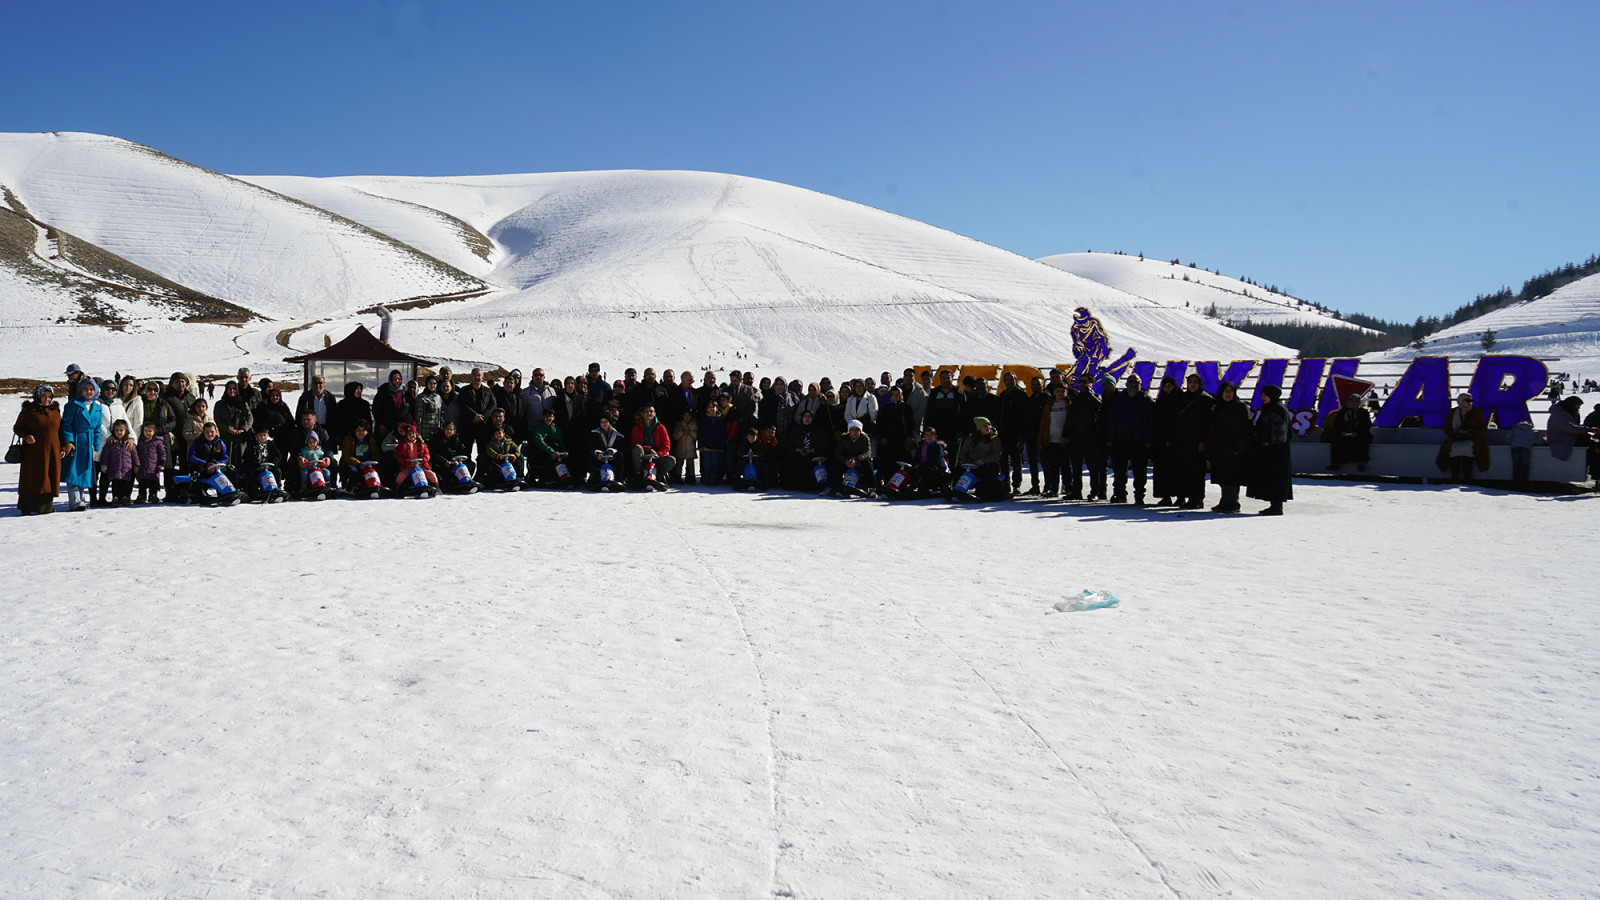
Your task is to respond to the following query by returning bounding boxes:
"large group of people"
[12,360,1599,516]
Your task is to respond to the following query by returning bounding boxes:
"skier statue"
[1069,307,1137,383]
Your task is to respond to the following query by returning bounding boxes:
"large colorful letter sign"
[1468,355,1549,427]
[1373,357,1451,427]
[909,304,1550,428]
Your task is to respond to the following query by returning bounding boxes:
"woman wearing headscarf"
[1205,381,1253,513]
[1247,383,1293,515]
[60,379,106,512]
[1435,392,1488,483]
[13,384,64,515]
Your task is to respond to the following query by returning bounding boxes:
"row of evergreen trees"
[1407,253,1600,341]
[1103,249,1599,355]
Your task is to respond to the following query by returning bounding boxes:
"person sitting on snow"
[393,422,438,490]
[827,418,875,496]
[955,416,1007,500]
[628,404,676,487]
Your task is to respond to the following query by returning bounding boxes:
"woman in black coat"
[1205,381,1252,513]
[781,409,832,491]
[873,387,917,482]
[1247,383,1294,515]
[1151,376,1181,504]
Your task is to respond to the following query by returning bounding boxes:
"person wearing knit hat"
[828,416,875,497]
[954,415,1006,500]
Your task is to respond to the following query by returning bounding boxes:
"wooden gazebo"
[284,325,435,394]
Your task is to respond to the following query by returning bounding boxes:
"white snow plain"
[3,466,1597,898]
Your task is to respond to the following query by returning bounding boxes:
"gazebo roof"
[284,325,436,366]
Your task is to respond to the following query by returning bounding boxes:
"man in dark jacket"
[997,372,1038,495]
[456,367,498,443]
[1104,374,1155,504]
[965,378,1002,438]
[296,375,338,429]
[234,367,261,412]
[1065,374,1104,500]
[1171,374,1215,509]
[924,369,966,451]
[495,370,528,441]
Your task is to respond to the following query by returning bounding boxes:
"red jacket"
[630,419,671,454]
[394,437,433,485]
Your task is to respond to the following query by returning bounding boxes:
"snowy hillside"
[0,133,484,322]
[1369,271,1600,380]
[261,171,1292,377]
[1041,252,1377,333]
[1,132,1295,381]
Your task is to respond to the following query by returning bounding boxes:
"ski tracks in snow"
[646,496,790,898]
[885,598,1187,900]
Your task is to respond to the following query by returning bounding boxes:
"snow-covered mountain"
[253,171,1292,377]
[0,133,485,321]
[1367,271,1600,379]
[1040,252,1377,334]
[1,132,1293,382]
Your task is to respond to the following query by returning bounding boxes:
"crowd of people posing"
[10,361,1319,516]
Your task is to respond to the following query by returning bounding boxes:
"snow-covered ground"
[1040,252,1378,334]
[3,465,1597,898]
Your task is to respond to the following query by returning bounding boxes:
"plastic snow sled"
[836,466,873,498]
[298,464,332,501]
[188,468,243,507]
[632,452,669,492]
[482,455,523,492]
[349,460,385,499]
[396,460,439,499]
[246,464,288,504]
[590,451,624,492]
[439,456,479,495]
[526,458,578,490]
[948,464,981,502]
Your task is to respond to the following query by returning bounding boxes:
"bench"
[1290,428,1589,482]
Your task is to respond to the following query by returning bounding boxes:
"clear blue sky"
[5,0,1596,321]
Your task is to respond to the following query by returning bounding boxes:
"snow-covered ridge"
[260,170,1292,375]
[0,132,485,321]
[1367,270,1600,379]
[0,131,1295,380]
[1040,252,1378,333]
